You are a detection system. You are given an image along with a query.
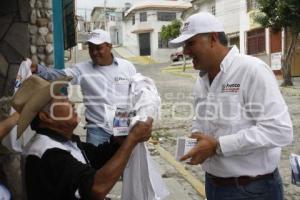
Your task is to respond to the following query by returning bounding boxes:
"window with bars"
[247,0,258,12]
[140,12,147,22]
[158,32,170,48]
[157,12,176,21]
[211,5,216,15]
[247,28,265,55]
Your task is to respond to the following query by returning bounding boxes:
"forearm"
[91,137,137,199]
[0,113,19,140]
[36,64,66,80]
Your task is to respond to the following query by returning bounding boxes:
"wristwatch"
[216,139,223,156]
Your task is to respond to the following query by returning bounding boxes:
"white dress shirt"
[192,46,293,177]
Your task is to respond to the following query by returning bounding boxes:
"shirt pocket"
[210,93,241,127]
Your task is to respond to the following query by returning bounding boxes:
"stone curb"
[154,144,206,198]
[280,87,300,96]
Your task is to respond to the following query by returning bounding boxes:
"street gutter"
[154,144,206,198]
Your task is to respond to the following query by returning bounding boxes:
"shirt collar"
[220,45,239,73]
[199,71,207,77]
[36,128,80,143]
[198,46,239,78]
[112,55,119,65]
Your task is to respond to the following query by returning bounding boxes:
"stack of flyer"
[290,153,300,186]
[175,137,197,161]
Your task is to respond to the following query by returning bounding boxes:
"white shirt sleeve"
[220,63,293,157]
[64,65,81,85]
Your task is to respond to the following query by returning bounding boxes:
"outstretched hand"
[180,132,218,165]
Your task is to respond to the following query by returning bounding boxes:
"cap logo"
[182,22,190,32]
[90,32,101,38]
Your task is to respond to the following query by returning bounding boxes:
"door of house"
[138,32,151,56]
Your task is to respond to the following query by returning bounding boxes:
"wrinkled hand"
[128,117,153,144]
[180,132,217,165]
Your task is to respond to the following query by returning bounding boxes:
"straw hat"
[12,75,72,138]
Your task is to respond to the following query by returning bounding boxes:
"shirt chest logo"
[221,83,240,93]
[114,76,130,84]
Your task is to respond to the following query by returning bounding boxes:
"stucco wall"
[123,10,183,62]
[216,0,240,34]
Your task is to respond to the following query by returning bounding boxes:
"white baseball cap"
[170,12,224,46]
[86,29,111,45]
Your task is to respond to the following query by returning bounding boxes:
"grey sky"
[76,0,144,9]
[76,0,153,20]
[76,0,178,20]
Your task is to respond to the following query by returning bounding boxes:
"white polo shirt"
[64,57,136,134]
[192,46,293,177]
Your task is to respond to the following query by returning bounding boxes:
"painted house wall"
[91,8,123,45]
[123,10,186,62]
[216,0,240,34]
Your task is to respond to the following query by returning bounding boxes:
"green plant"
[256,0,300,86]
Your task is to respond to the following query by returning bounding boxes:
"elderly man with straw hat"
[12,75,152,200]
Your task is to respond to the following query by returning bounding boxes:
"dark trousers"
[205,169,283,200]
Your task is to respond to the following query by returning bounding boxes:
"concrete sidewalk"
[108,178,194,200]
[113,45,136,58]
[161,62,300,96]
[278,77,300,96]
[113,46,157,65]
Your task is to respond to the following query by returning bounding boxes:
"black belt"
[207,169,277,186]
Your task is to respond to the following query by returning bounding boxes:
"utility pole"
[104,0,107,30]
[85,8,87,32]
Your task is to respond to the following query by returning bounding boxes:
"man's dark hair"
[217,32,228,46]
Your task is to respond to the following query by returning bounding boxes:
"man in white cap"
[12,75,152,200]
[32,29,137,146]
[171,12,293,200]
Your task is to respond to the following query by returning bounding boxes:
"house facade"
[240,0,299,76]
[91,7,123,45]
[123,1,191,62]
[184,0,300,76]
